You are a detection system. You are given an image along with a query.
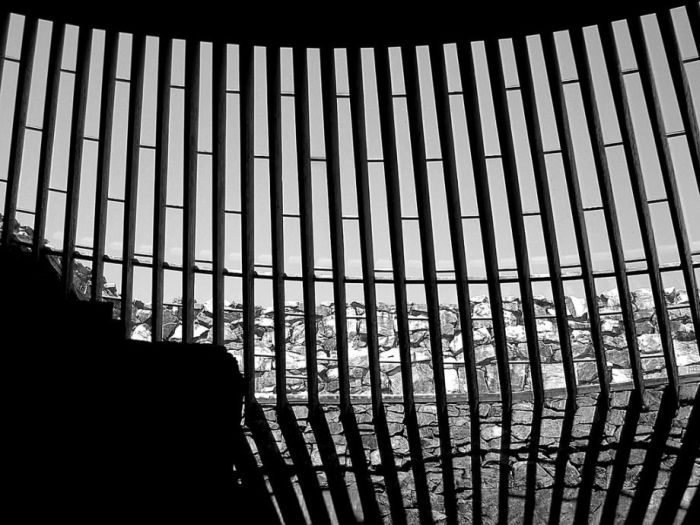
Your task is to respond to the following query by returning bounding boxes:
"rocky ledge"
[127,287,700,397]
[242,383,699,523]
[3,213,697,397]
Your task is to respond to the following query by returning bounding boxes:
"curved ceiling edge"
[3,1,691,47]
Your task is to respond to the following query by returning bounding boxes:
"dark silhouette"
[1,242,248,521]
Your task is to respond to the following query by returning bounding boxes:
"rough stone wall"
[4,216,698,522]
[243,383,699,523]
[128,289,700,397]
[4,213,699,396]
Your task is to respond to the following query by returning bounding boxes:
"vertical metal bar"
[182,39,199,343]
[455,42,513,406]
[267,46,286,406]
[241,44,255,404]
[347,47,407,525]
[2,17,37,246]
[151,38,172,341]
[290,48,345,525]
[486,38,554,401]
[570,28,646,397]
[293,47,320,406]
[62,27,92,298]
[347,49,383,411]
[631,15,700,385]
[513,37,585,400]
[0,13,10,238]
[121,34,146,333]
[402,45,457,525]
[658,9,700,192]
[33,23,63,259]
[599,23,678,394]
[317,47,360,525]
[0,13,8,115]
[429,42,483,525]
[429,44,480,410]
[685,3,700,189]
[92,30,119,302]
[374,46,432,524]
[212,41,226,347]
[541,33,610,399]
[320,48,350,409]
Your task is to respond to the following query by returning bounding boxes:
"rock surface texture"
[239,383,699,524]
[126,290,699,398]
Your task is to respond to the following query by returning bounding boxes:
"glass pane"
[311,162,332,269]
[428,162,454,271]
[135,147,156,257]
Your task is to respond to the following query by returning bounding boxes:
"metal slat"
[2,17,37,246]
[347,47,406,525]
[320,49,350,408]
[633,15,700,368]
[267,47,286,405]
[61,28,92,297]
[151,39,172,341]
[688,4,700,63]
[288,60,355,522]
[32,21,62,257]
[515,37,608,397]
[276,57,340,525]
[401,45,457,525]
[485,39,552,401]
[516,37,595,399]
[0,14,10,232]
[182,40,199,343]
[405,44,481,426]
[600,23,678,394]
[91,30,119,303]
[212,41,226,347]
[241,43,255,403]
[320,47,382,524]
[374,46,432,523]
[570,28,646,397]
[660,8,700,192]
[120,35,146,334]
[292,48,355,521]
[292,47,319,406]
[456,42,513,407]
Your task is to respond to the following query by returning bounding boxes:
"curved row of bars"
[0,6,699,413]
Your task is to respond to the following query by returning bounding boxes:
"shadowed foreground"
[1,243,698,523]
